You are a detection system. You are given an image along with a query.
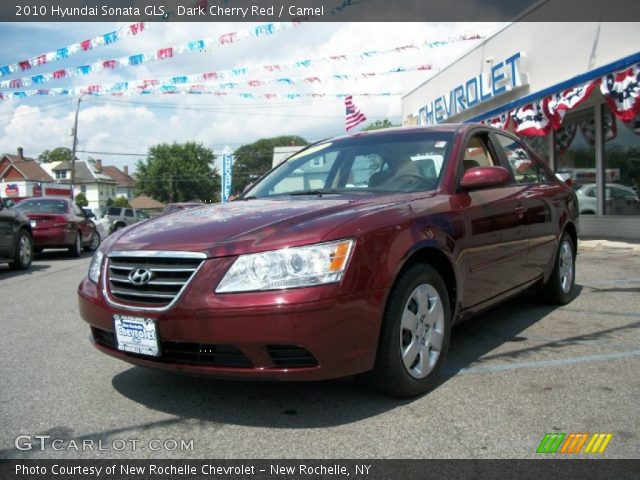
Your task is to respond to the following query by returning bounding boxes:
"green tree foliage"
[362,119,397,131]
[113,197,131,208]
[38,147,72,163]
[135,142,219,203]
[232,136,308,194]
[74,193,88,207]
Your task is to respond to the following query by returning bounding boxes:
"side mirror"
[461,166,511,190]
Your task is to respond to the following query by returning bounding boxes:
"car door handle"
[515,205,527,218]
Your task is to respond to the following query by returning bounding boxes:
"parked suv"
[0,197,33,270]
[103,207,149,234]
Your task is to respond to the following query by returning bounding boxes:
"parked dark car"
[0,197,33,270]
[16,197,100,257]
[79,125,579,397]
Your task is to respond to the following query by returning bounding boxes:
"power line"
[77,150,147,156]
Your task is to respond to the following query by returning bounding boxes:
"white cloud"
[0,22,506,170]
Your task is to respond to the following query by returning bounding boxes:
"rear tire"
[68,232,82,258]
[359,264,451,398]
[540,232,576,305]
[9,229,33,271]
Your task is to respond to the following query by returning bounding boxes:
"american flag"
[345,95,367,131]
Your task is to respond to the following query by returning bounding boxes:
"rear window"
[107,207,121,215]
[16,199,68,214]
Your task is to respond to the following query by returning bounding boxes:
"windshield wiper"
[286,189,345,196]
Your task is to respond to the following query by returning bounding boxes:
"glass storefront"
[554,108,597,214]
[603,108,640,216]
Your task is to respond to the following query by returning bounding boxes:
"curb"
[579,239,640,253]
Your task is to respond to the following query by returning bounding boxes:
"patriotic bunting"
[511,99,553,136]
[0,23,146,78]
[0,34,480,90]
[482,62,640,136]
[483,111,511,130]
[547,79,600,128]
[600,63,640,122]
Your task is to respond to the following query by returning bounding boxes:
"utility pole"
[69,94,83,199]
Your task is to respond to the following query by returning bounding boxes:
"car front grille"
[106,251,206,308]
[91,328,253,368]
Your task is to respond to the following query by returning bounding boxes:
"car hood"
[108,194,432,257]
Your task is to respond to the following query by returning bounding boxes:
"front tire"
[68,232,82,258]
[540,232,576,305]
[9,229,33,271]
[86,231,100,252]
[360,264,451,398]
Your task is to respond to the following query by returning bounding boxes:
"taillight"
[53,215,71,227]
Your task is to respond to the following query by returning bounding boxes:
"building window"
[55,170,68,180]
[603,106,640,216]
[80,185,86,193]
[554,107,597,214]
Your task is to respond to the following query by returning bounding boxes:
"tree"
[362,119,397,131]
[232,136,308,194]
[113,197,130,208]
[75,193,88,207]
[38,147,72,163]
[136,142,219,203]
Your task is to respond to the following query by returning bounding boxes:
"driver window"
[463,135,498,171]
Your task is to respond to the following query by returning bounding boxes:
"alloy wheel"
[558,240,574,293]
[400,283,445,379]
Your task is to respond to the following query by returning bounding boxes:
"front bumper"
[78,276,387,381]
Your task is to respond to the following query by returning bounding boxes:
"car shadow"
[0,262,50,280]
[34,249,94,261]
[440,286,583,380]
[111,286,584,428]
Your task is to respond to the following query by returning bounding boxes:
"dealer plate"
[114,315,160,357]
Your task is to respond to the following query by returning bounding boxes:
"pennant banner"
[0,34,482,90]
[0,63,434,100]
[0,87,397,101]
[0,23,146,78]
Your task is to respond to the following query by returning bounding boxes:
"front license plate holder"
[113,314,160,357]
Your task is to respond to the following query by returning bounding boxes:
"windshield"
[244,132,452,198]
[16,198,68,214]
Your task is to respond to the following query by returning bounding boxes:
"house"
[101,164,136,201]
[0,148,66,200]
[52,159,118,211]
[130,194,165,216]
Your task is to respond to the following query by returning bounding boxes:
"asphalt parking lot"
[0,245,638,459]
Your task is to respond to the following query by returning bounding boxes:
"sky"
[0,21,506,172]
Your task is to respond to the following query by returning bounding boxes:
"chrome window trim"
[102,250,207,313]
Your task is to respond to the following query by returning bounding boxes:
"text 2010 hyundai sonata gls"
[78,125,579,398]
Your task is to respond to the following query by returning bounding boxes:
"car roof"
[318,123,494,145]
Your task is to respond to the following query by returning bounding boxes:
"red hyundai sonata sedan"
[78,125,579,397]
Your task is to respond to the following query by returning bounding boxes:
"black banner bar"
[2,0,640,22]
[1,460,640,480]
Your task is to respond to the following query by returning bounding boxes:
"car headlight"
[88,250,104,284]
[216,239,354,293]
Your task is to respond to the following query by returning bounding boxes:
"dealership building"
[402,19,640,239]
